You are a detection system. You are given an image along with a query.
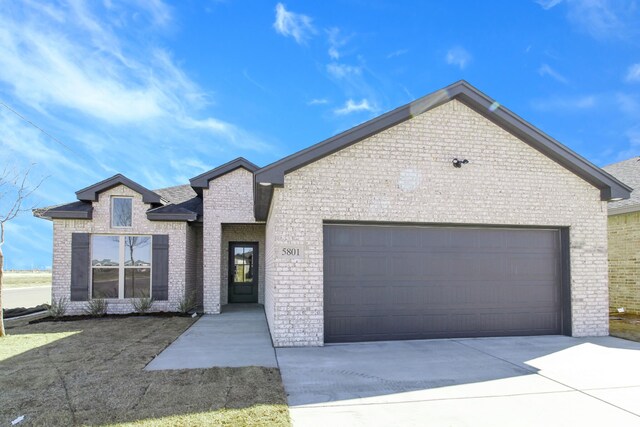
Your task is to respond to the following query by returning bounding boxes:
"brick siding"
[608,211,640,314]
[265,99,609,346]
[52,185,191,315]
[202,168,264,313]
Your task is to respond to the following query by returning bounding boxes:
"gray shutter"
[71,233,90,301]
[152,235,169,301]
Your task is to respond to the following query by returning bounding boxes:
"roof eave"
[146,212,198,221]
[254,80,632,220]
[190,158,260,194]
[76,174,163,204]
[35,209,93,220]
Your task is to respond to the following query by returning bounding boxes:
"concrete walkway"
[145,304,277,370]
[277,335,640,426]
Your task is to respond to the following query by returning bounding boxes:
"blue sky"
[1,0,640,269]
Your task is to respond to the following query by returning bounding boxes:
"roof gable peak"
[190,157,259,193]
[75,174,163,204]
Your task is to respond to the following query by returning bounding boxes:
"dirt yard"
[0,316,290,426]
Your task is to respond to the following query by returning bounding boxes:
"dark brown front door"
[228,242,259,303]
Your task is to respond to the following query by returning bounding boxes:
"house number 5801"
[280,246,303,259]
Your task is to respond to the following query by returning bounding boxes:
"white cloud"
[0,2,268,150]
[537,0,640,41]
[307,98,329,105]
[169,157,210,174]
[565,0,638,41]
[625,64,640,82]
[273,3,316,44]
[334,99,375,115]
[536,0,563,10]
[0,6,207,124]
[531,95,597,111]
[538,63,569,83]
[387,49,409,59]
[327,63,362,79]
[445,46,472,69]
[132,0,173,27]
[326,27,351,60]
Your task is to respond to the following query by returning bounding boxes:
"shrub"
[177,292,196,314]
[84,298,108,317]
[132,297,154,314]
[48,297,68,318]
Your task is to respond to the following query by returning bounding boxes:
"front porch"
[201,223,266,314]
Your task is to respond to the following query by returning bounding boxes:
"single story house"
[603,157,640,314]
[35,81,631,347]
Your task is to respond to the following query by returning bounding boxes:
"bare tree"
[0,165,44,337]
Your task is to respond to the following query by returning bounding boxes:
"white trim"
[118,237,125,297]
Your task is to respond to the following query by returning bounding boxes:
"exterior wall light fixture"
[452,158,469,168]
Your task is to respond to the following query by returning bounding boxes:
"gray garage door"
[324,224,564,343]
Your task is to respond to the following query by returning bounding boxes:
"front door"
[228,242,259,303]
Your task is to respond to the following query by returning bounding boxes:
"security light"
[452,158,469,168]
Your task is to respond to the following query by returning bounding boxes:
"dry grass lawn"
[610,313,640,343]
[3,271,52,289]
[0,316,290,426]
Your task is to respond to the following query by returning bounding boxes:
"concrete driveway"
[276,336,640,426]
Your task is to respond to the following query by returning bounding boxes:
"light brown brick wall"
[608,211,640,314]
[265,99,609,347]
[52,185,189,315]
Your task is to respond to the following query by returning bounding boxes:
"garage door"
[324,224,564,343]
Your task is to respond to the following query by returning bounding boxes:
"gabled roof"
[603,157,639,215]
[190,158,259,195]
[37,178,202,222]
[76,174,164,204]
[254,80,632,220]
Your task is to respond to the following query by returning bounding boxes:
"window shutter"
[71,233,90,301]
[152,235,169,301]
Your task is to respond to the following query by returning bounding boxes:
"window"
[233,246,254,283]
[91,235,151,299]
[112,197,132,227]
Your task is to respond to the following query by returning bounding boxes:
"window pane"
[125,268,151,298]
[92,268,119,298]
[233,246,253,283]
[112,198,132,227]
[92,236,120,266]
[123,236,151,266]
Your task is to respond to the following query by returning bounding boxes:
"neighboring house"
[603,157,640,314]
[35,81,631,347]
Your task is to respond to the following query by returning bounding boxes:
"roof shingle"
[604,157,640,214]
